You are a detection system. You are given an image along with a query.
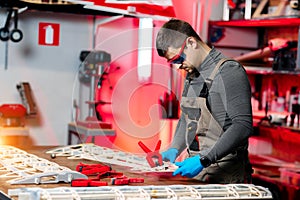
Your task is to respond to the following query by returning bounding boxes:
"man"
[156,19,253,183]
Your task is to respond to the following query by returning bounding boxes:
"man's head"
[156,19,203,73]
[156,19,201,58]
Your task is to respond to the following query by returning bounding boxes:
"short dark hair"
[156,19,201,57]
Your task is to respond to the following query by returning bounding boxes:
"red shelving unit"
[210,17,300,27]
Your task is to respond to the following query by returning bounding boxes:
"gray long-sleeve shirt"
[170,48,253,164]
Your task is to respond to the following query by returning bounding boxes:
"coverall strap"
[204,58,235,90]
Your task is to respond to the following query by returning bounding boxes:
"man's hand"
[161,148,178,163]
[173,155,203,178]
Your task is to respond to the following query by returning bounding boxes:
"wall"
[0,10,93,145]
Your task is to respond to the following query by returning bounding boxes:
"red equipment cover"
[0,104,27,118]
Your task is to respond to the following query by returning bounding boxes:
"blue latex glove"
[161,148,178,163]
[173,155,203,178]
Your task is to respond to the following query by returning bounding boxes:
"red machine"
[77,50,113,129]
[0,104,27,127]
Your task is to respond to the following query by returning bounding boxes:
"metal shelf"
[210,17,300,27]
[245,66,300,75]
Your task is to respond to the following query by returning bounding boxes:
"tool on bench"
[96,170,123,179]
[138,140,163,168]
[71,178,108,187]
[72,163,144,186]
[97,171,144,185]
[111,176,144,185]
[76,162,111,176]
[100,171,144,185]
[73,163,115,187]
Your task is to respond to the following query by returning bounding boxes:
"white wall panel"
[0,10,93,145]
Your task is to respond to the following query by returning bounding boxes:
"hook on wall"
[0,8,23,43]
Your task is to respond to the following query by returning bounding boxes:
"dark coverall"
[170,48,253,183]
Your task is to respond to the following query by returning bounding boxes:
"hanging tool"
[138,140,163,168]
[0,8,23,42]
[0,8,23,70]
[10,9,23,43]
[16,82,37,116]
[0,8,13,41]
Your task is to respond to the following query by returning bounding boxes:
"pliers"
[72,163,111,187]
[76,162,111,176]
[71,178,108,187]
[138,140,163,168]
[72,163,144,186]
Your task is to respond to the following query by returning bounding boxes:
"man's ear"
[186,37,198,49]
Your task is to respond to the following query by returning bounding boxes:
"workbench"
[0,145,273,200]
[0,145,199,198]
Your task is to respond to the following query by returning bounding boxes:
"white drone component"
[0,145,87,184]
[8,184,273,200]
[46,143,177,172]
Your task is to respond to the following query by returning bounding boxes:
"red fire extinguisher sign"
[38,22,60,46]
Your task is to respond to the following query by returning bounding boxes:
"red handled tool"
[76,162,111,175]
[128,177,144,184]
[72,163,111,187]
[96,170,123,179]
[111,176,129,185]
[98,171,144,185]
[73,163,144,186]
[71,178,108,187]
[138,140,163,168]
[111,176,144,185]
